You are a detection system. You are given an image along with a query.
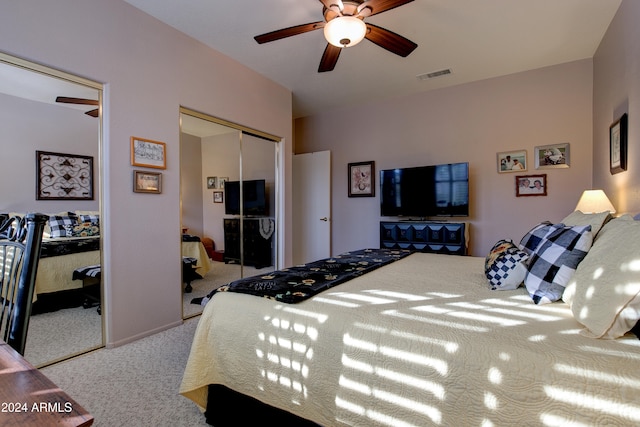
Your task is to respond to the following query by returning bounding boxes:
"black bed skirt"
[205,384,321,426]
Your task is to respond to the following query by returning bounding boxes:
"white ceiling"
[123,0,622,118]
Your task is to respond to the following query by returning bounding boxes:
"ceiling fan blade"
[365,23,417,57]
[254,22,325,44]
[318,43,342,72]
[357,0,414,17]
[319,0,344,13]
[55,96,99,106]
[85,108,99,117]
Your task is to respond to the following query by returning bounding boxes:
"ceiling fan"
[55,96,99,117]
[254,0,418,72]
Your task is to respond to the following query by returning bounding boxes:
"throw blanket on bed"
[210,248,412,304]
[40,237,100,258]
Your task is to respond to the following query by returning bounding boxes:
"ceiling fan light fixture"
[324,16,367,48]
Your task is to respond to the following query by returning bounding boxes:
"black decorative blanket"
[209,248,412,304]
[40,236,100,258]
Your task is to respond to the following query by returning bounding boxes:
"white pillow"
[561,210,611,237]
[568,215,640,338]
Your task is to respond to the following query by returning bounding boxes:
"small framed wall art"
[207,176,217,189]
[348,161,375,197]
[515,174,547,197]
[213,191,223,203]
[131,136,166,169]
[610,113,628,174]
[534,143,569,169]
[133,170,162,194]
[497,150,527,173]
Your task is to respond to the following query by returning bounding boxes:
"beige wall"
[295,60,594,257]
[180,133,204,237]
[0,0,293,346]
[593,0,640,214]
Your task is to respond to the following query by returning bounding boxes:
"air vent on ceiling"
[416,68,452,80]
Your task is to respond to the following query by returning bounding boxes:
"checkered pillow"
[485,239,529,290]
[48,214,78,238]
[518,221,553,257]
[524,223,593,304]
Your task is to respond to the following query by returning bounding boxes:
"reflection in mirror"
[0,54,103,367]
[179,111,279,318]
[240,132,278,274]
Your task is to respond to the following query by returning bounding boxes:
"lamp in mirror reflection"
[574,190,616,214]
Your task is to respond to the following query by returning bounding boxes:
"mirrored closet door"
[0,52,104,367]
[180,108,279,318]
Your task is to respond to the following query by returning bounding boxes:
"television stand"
[380,220,468,255]
[223,217,274,268]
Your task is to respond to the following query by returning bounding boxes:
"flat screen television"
[224,179,267,216]
[380,162,469,217]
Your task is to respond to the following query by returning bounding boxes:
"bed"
[180,211,640,426]
[181,237,211,279]
[0,211,103,300]
[36,236,101,297]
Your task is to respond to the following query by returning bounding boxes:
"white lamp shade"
[575,190,616,214]
[324,16,367,48]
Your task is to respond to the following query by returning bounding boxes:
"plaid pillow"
[485,240,529,290]
[524,224,593,304]
[48,214,78,238]
[518,221,553,258]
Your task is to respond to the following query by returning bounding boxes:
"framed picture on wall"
[131,136,166,169]
[348,161,375,197]
[207,176,217,189]
[515,174,547,197]
[610,113,628,174]
[534,143,569,169]
[497,150,527,173]
[213,191,223,203]
[36,150,94,200]
[133,170,162,194]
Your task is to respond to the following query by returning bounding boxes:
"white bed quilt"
[180,253,640,426]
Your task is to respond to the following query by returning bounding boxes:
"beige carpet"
[33,261,277,425]
[24,303,102,368]
[42,317,209,426]
[22,260,269,368]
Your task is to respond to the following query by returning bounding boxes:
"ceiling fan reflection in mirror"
[55,96,99,117]
[254,0,418,72]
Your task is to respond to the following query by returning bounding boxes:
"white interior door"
[293,151,331,264]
